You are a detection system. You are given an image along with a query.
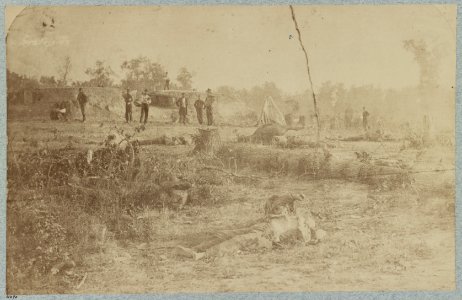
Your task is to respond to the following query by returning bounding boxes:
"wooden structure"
[149,90,203,108]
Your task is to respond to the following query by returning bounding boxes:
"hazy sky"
[6,5,456,93]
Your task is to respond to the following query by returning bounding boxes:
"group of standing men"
[122,88,215,126]
[54,87,214,125]
[187,88,215,126]
[122,88,151,124]
[174,89,215,125]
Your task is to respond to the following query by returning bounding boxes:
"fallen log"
[217,144,412,188]
[337,131,396,142]
[136,135,193,146]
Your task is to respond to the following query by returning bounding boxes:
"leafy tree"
[120,56,166,91]
[7,69,40,92]
[39,76,58,87]
[176,67,193,90]
[84,60,115,87]
[246,82,283,111]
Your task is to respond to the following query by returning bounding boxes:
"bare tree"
[57,56,71,87]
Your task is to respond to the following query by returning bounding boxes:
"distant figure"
[377,117,384,135]
[140,89,151,124]
[123,88,133,123]
[345,106,353,129]
[194,95,205,125]
[77,88,88,122]
[164,72,170,90]
[205,88,215,126]
[362,107,370,131]
[176,93,188,125]
[50,102,65,120]
[330,115,340,130]
[61,99,72,121]
[285,114,294,127]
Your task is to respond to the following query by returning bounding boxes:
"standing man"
[194,95,205,125]
[164,72,170,90]
[205,88,215,126]
[77,88,88,122]
[345,106,353,129]
[123,88,133,123]
[140,89,151,124]
[362,106,370,132]
[176,93,188,125]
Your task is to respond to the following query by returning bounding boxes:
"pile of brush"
[8,141,141,189]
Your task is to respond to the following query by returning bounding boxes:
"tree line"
[7,56,194,92]
[214,80,453,129]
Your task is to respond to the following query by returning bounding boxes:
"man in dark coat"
[362,106,370,131]
[194,95,205,125]
[176,93,188,125]
[205,88,215,126]
[123,88,133,122]
[164,72,170,90]
[77,88,88,122]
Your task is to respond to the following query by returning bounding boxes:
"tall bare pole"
[289,5,320,142]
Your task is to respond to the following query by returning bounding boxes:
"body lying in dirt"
[176,193,326,260]
[237,123,305,145]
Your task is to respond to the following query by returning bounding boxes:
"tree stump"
[194,128,222,154]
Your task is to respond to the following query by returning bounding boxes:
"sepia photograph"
[5,4,456,294]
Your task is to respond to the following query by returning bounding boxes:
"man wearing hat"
[164,72,170,90]
[140,89,151,124]
[123,88,133,123]
[76,88,88,122]
[176,92,189,125]
[362,106,370,132]
[204,88,215,126]
[194,95,205,125]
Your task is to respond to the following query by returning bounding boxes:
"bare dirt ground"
[7,119,455,293]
